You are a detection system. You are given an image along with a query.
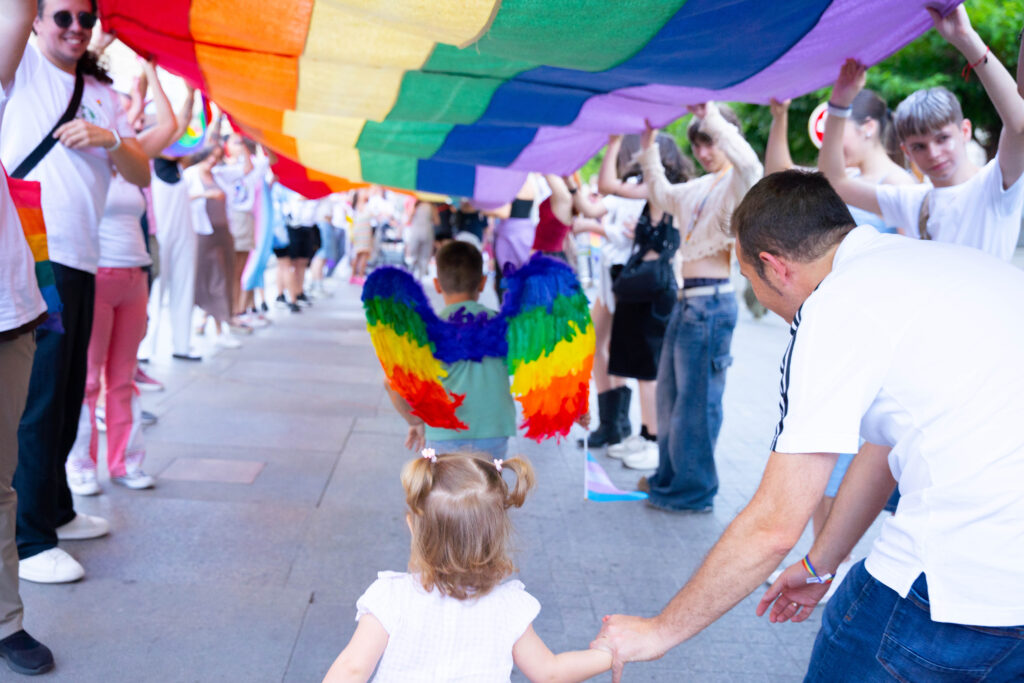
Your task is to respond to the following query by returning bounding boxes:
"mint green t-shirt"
[425,301,517,442]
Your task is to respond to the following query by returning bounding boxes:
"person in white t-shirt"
[0,0,56,673]
[1,0,150,588]
[821,7,1024,260]
[323,451,611,682]
[594,171,1024,681]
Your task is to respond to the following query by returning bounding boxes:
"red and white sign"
[808,102,828,149]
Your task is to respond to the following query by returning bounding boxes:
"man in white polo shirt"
[1,0,150,585]
[593,170,1024,682]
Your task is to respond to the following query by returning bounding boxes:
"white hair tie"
[421,448,437,463]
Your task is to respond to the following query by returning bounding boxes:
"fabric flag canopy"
[100,0,959,202]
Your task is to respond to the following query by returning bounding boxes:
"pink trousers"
[69,267,148,477]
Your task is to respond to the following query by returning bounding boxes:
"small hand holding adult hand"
[755,561,830,624]
[54,120,118,151]
[769,98,791,119]
[592,614,673,683]
[405,423,425,451]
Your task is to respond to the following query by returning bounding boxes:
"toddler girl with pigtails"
[323,450,612,683]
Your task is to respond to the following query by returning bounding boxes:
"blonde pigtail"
[401,455,435,516]
[499,456,536,509]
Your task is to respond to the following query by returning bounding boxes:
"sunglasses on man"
[51,10,97,30]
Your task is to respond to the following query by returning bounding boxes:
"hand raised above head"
[769,98,791,119]
[640,120,658,151]
[926,4,975,47]
[831,58,867,108]
[687,101,711,120]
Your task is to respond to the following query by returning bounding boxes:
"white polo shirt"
[772,226,1024,627]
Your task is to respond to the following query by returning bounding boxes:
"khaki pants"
[0,331,33,638]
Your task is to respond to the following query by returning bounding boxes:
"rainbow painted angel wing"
[361,267,509,431]
[501,255,595,442]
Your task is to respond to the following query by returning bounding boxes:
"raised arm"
[931,5,1024,188]
[568,176,607,219]
[693,101,763,199]
[819,60,883,214]
[0,0,36,90]
[638,125,697,218]
[544,174,574,225]
[136,61,179,159]
[597,135,648,200]
[765,99,795,174]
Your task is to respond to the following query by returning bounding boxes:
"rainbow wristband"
[801,555,834,585]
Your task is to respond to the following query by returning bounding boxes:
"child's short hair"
[401,451,535,600]
[893,87,964,141]
[687,103,742,148]
[435,240,484,295]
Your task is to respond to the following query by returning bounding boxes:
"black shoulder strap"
[11,67,85,179]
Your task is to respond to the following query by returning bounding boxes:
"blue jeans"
[649,291,737,510]
[806,560,1024,682]
[426,437,509,462]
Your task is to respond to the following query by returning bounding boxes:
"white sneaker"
[215,334,242,349]
[66,464,100,496]
[111,470,155,490]
[19,548,84,584]
[622,442,659,470]
[608,435,650,459]
[55,513,110,541]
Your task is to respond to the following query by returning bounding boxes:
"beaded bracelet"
[800,555,835,585]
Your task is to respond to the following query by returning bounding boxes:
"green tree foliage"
[582,0,1021,179]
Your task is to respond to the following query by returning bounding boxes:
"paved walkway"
[20,267,888,682]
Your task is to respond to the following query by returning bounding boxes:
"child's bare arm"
[383,381,427,450]
[513,625,612,683]
[322,614,389,683]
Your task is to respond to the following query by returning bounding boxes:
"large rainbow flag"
[100,0,958,201]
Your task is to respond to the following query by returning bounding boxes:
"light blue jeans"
[649,291,738,511]
[806,560,1024,681]
[426,437,509,462]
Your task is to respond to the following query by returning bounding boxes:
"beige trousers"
[0,331,33,638]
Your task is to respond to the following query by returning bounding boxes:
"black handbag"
[611,209,677,303]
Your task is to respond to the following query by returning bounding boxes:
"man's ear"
[433,277,442,294]
[961,118,973,142]
[759,252,789,286]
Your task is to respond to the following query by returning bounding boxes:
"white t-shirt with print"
[772,226,1024,627]
[0,44,135,274]
[355,571,540,682]
[212,157,268,214]
[876,155,1024,260]
[0,80,46,334]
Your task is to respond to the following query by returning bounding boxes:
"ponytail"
[400,455,435,516]
[851,89,903,167]
[495,456,535,509]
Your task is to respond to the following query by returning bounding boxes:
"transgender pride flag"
[585,453,647,502]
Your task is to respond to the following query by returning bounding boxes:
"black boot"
[577,389,622,448]
[616,386,633,440]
